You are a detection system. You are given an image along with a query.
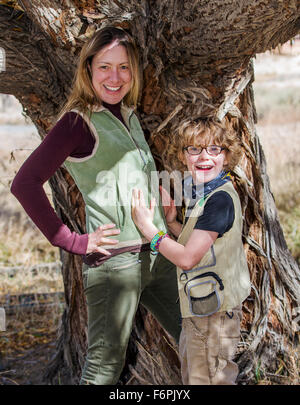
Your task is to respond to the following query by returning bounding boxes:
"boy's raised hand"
[159,186,177,225]
[131,188,156,232]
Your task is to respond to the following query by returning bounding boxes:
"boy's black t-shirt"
[186,191,235,237]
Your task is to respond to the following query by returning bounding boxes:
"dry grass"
[0,154,62,295]
[0,130,61,292]
[252,40,300,265]
[251,43,300,384]
[255,108,300,266]
[0,101,63,371]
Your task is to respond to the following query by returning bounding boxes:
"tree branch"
[0,4,74,130]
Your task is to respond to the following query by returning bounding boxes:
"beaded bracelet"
[150,231,170,252]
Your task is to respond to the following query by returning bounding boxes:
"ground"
[0,303,60,385]
[1,339,56,385]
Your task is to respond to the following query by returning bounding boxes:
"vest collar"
[183,170,232,210]
[90,102,134,121]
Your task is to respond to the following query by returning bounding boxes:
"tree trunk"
[1,0,299,384]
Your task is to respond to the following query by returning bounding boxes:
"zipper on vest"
[103,110,147,168]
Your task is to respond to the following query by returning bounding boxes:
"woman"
[11,26,181,385]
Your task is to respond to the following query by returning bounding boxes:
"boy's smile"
[184,147,228,185]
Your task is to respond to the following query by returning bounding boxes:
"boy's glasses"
[183,145,225,156]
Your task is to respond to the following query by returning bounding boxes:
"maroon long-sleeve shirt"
[11,102,125,255]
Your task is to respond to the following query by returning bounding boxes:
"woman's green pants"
[80,250,181,385]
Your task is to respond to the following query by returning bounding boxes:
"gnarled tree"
[0,0,299,384]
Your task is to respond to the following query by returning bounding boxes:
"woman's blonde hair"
[167,118,242,172]
[60,26,141,117]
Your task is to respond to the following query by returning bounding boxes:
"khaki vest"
[177,181,251,317]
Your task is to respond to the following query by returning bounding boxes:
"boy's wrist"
[167,219,178,227]
[167,219,181,231]
[140,222,159,241]
[166,219,182,238]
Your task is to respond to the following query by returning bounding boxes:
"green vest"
[64,105,167,249]
[177,181,251,317]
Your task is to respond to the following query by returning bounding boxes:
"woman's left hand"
[131,188,158,239]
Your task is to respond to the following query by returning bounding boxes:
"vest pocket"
[184,272,224,317]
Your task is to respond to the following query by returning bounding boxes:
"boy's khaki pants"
[179,306,242,385]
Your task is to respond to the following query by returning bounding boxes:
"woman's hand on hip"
[86,223,120,255]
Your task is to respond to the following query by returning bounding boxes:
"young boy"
[131,119,251,385]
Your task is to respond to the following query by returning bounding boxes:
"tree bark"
[1,0,299,384]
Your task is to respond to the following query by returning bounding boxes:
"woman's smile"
[103,85,122,91]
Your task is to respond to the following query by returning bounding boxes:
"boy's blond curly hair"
[165,118,242,172]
